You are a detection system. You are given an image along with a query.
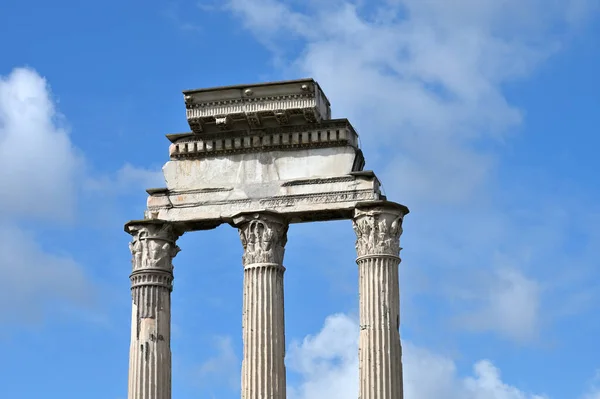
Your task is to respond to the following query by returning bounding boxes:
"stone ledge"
[166,118,356,142]
[355,200,410,216]
[142,173,383,231]
[167,119,360,160]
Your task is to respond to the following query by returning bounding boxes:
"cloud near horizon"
[289,314,599,399]
[207,313,590,398]
[194,313,599,398]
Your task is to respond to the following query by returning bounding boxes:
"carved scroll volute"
[128,222,181,272]
[235,213,288,265]
[353,207,404,258]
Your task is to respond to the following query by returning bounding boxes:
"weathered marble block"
[164,119,363,189]
[145,171,383,226]
[183,78,331,134]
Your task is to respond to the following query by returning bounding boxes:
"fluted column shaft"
[126,221,181,399]
[234,212,288,399]
[353,204,407,399]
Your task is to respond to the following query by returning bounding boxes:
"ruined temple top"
[182,78,332,134]
[136,77,399,230]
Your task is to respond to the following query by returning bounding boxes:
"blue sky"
[1,0,599,398]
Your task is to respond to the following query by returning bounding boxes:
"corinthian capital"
[353,202,408,258]
[126,221,181,272]
[234,212,288,265]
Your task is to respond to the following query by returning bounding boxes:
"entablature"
[143,171,384,231]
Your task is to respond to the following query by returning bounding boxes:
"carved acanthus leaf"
[238,217,288,265]
[129,223,181,272]
[353,208,404,257]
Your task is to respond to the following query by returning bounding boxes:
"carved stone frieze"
[247,112,261,128]
[235,213,288,265]
[185,93,316,109]
[168,118,356,142]
[259,189,377,208]
[145,188,382,223]
[303,107,319,123]
[353,207,405,258]
[273,110,289,125]
[281,176,355,186]
[127,222,181,273]
[215,115,232,130]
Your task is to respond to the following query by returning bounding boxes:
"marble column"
[126,221,181,399]
[233,212,288,399]
[353,202,408,399]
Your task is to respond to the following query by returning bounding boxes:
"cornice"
[168,122,360,160]
[185,92,316,109]
[166,118,356,143]
[183,80,331,133]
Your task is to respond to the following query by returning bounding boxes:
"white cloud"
[454,267,541,343]
[194,335,240,391]
[0,66,162,226]
[220,0,600,343]
[287,314,359,399]
[224,0,589,205]
[288,313,550,399]
[117,163,165,189]
[0,67,96,326]
[581,371,600,399]
[85,163,164,194]
[0,225,94,325]
[0,67,82,222]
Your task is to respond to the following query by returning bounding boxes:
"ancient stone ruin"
[125,79,409,399]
